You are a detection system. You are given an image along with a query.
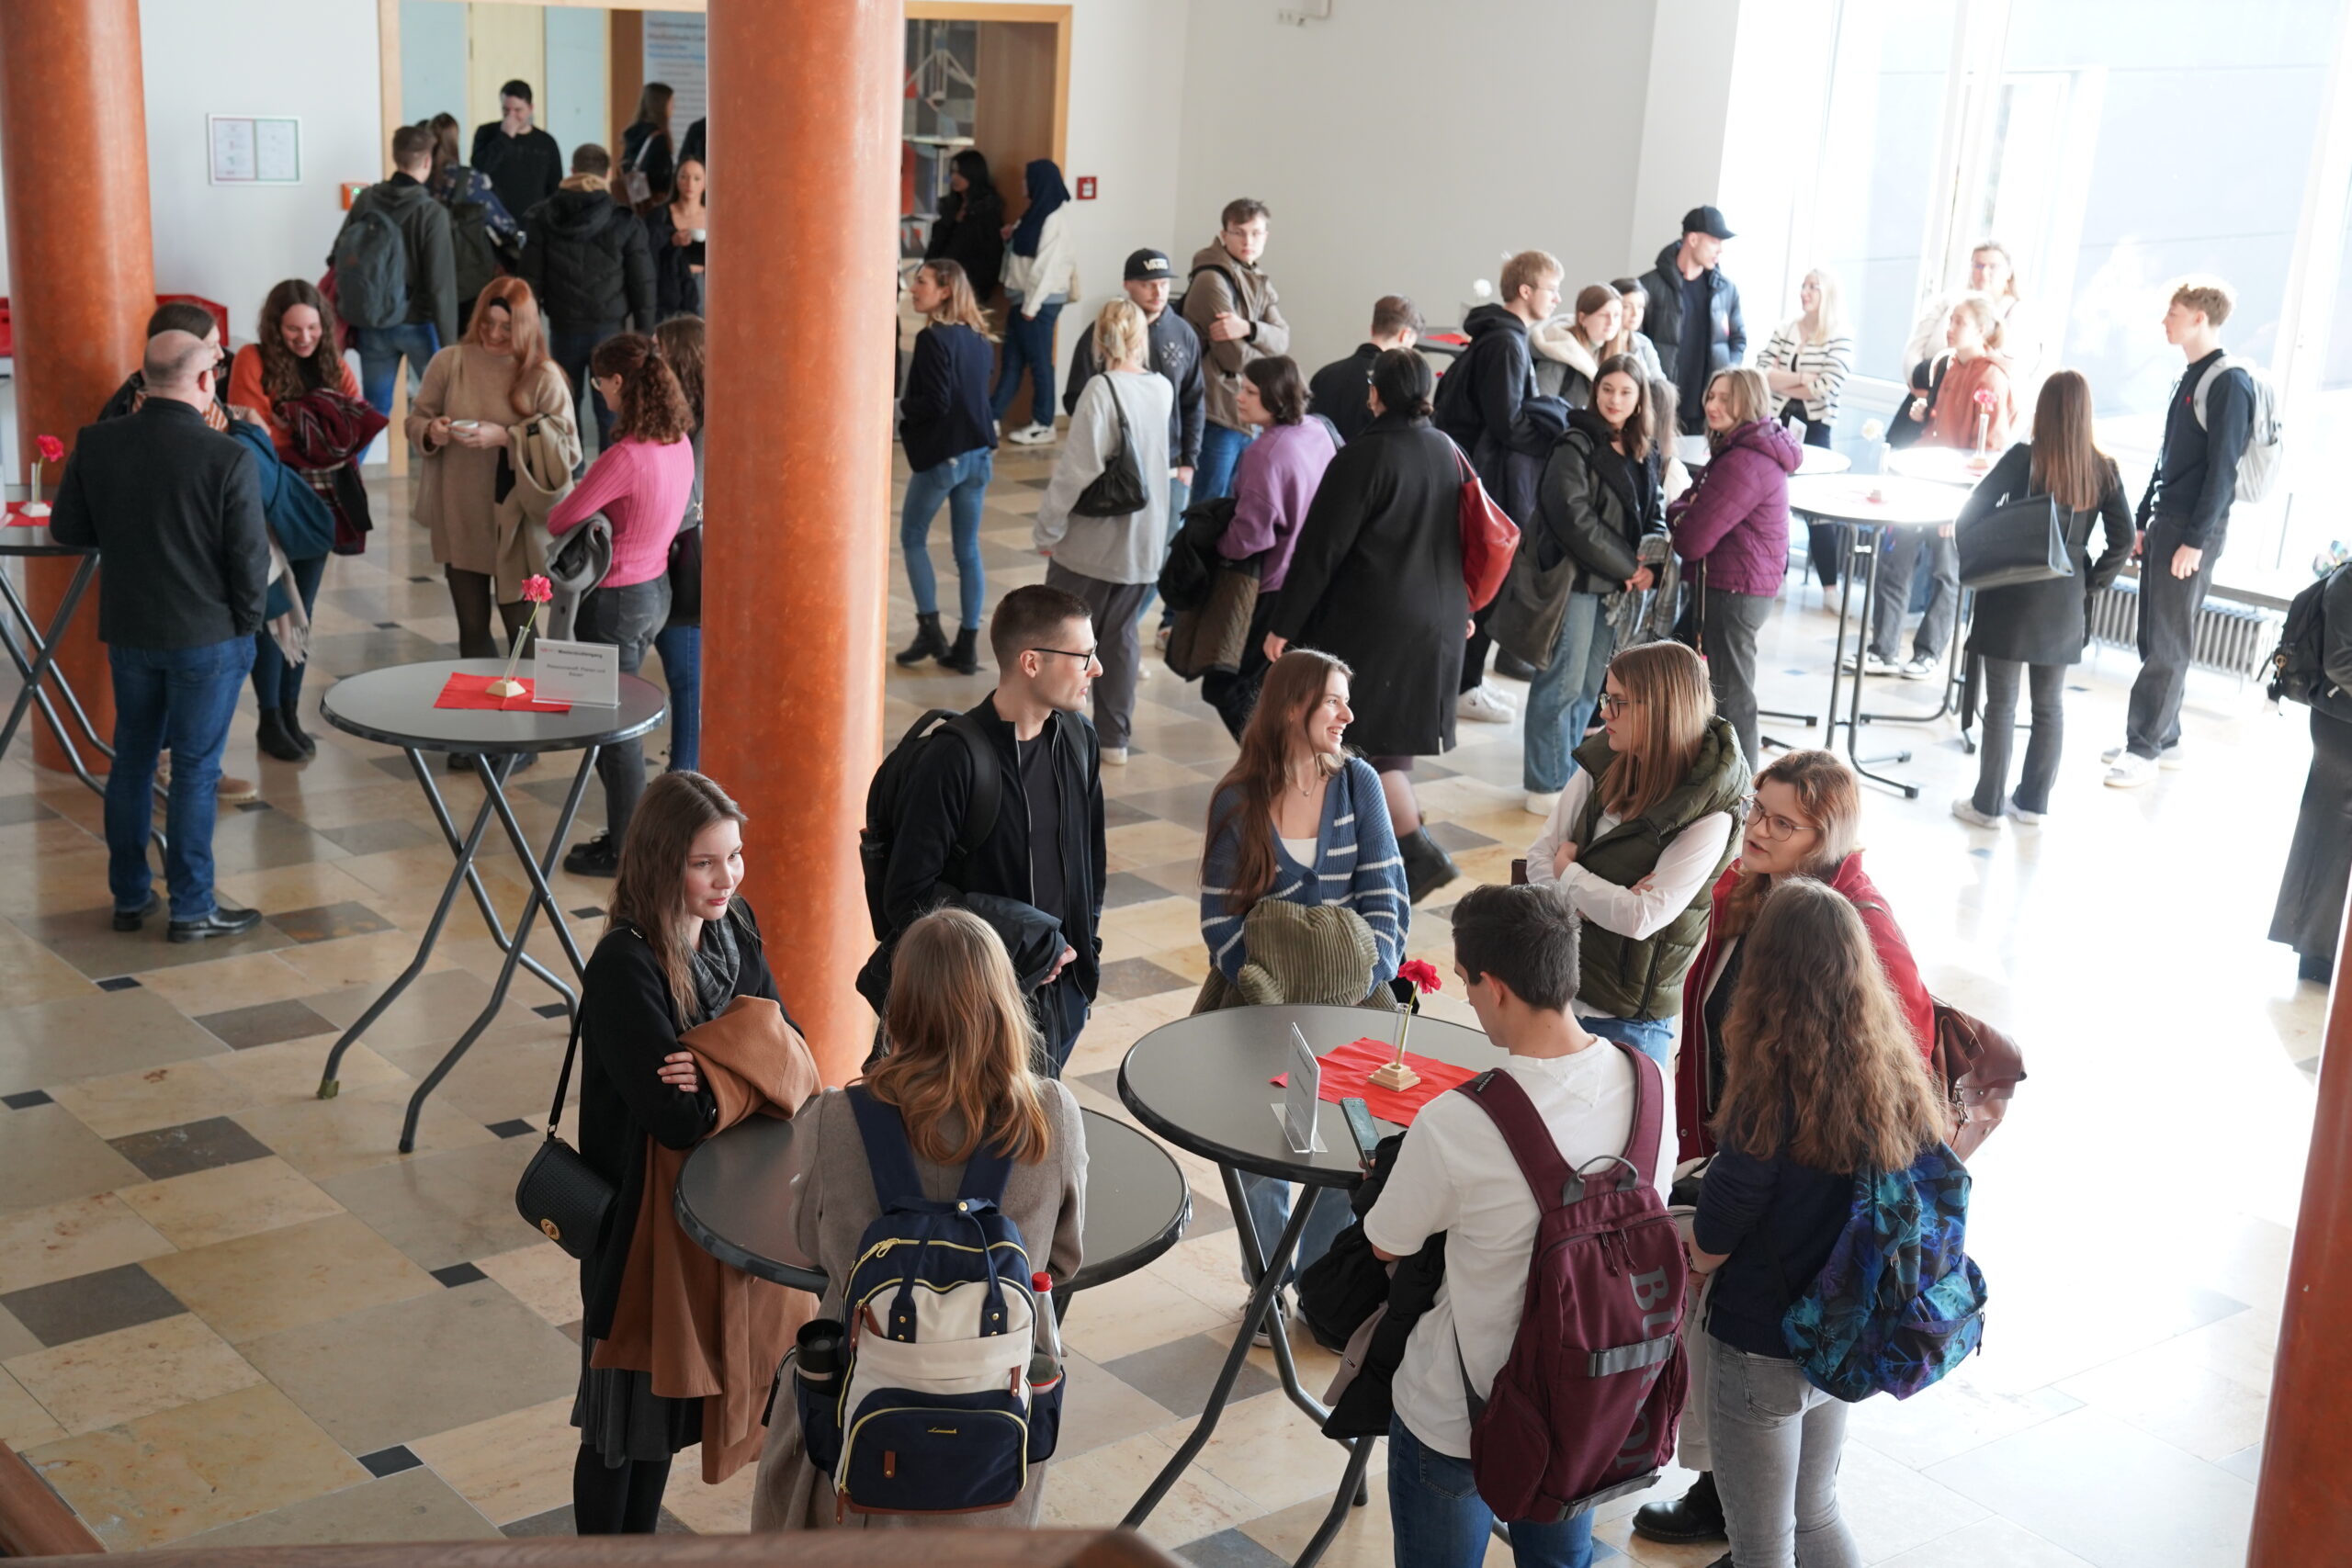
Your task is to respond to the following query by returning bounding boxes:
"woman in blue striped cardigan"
[1198,649,1410,1320]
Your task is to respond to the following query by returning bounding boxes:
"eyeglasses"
[1597,694,1644,716]
[1031,646,1102,669]
[1740,795,1817,841]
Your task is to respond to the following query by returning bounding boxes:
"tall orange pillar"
[2249,896,2352,1561]
[0,0,153,772]
[699,0,897,1085]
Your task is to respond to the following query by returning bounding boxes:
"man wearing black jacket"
[522,144,657,455]
[1638,207,1746,435]
[51,332,271,942]
[470,80,564,227]
[863,584,1108,1074]
[2108,276,2256,787]
[1309,295,1423,445]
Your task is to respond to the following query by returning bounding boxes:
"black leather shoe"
[1494,649,1541,682]
[563,834,621,877]
[168,905,264,944]
[279,703,317,758]
[1631,1471,1724,1544]
[112,894,160,932]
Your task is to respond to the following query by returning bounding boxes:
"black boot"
[1631,1471,1724,1544]
[1397,827,1459,905]
[255,707,306,762]
[1494,649,1541,682]
[280,702,317,757]
[896,612,949,666]
[939,626,980,675]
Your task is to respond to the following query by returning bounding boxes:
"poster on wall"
[643,14,707,141]
[209,116,301,185]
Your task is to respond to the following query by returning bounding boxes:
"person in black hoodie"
[1638,206,1747,436]
[334,123,458,417]
[471,79,564,225]
[1309,294,1422,445]
[523,143,657,455]
[860,584,1108,1076]
[1434,249,1570,714]
[922,149,1005,305]
[895,259,999,675]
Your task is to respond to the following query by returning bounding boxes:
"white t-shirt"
[1363,1044,1674,1458]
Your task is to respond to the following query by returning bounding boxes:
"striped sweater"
[1200,756,1409,987]
[1758,321,1853,426]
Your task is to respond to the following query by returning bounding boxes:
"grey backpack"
[2191,355,2284,504]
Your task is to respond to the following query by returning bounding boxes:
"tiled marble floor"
[0,442,2318,1566]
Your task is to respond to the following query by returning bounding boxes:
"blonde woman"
[752,908,1086,1531]
[1033,299,1175,763]
[1760,268,1853,588]
[1667,367,1801,764]
[897,258,1000,675]
[1526,640,1749,1066]
[1532,282,1627,407]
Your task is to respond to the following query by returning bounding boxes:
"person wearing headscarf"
[993,159,1076,446]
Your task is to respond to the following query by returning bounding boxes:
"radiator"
[2086,578,2278,683]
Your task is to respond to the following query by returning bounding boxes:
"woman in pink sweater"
[549,333,697,876]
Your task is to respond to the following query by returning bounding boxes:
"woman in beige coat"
[406,276,580,660]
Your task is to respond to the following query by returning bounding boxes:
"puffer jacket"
[1668,417,1801,597]
[1637,240,1747,386]
[520,181,656,331]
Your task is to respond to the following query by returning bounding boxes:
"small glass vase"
[485,605,541,698]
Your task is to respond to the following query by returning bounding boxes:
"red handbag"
[1453,446,1521,612]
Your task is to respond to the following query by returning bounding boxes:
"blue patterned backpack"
[1781,1142,1986,1402]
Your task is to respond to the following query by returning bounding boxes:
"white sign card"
[208,116,301,185]
[533,638,618,706]
[1278,1024,1324,1155]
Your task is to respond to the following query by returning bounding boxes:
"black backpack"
[2268,567,2343,706]
[1172,260,1244,325]
[858,708,1002,941]
[441,186,515,306]
[331,200,410,330]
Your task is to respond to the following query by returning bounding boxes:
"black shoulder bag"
[1954,487,2075,591]
[514,1008,614,1259]
[1072,378,1149,517]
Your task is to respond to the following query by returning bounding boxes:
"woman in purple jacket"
[1668,367,1801,766]
[1203,356,1338,738]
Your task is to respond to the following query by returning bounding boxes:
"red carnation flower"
[1398,958,1442,995]
[34,434,63,464]
[521,574,553,604]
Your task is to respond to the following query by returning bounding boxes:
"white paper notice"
[1280,1024,1322,1154]
[533,639,619,706]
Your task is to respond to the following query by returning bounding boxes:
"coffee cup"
[449,419,481,434]
[691,228,707,243]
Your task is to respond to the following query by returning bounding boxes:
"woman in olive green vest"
[1524,639,1749,1065]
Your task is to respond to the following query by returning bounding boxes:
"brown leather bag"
[1930,999,2025,1161]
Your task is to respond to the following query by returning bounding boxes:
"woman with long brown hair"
[651,315,706,775]
[620,81,676,206]
[1531,281,1626,406]
[752,907,1085,1531]
[408,275,578,672]
[1686,877,1948,1568]
[549,332,696,875]
[645,156,707,321]
[1951,369,2134,828]
[897,257,1000,675]
[1525,640,1747,1066]
[424,111,522,331]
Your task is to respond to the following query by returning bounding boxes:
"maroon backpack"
[1452,1045,1689,1523]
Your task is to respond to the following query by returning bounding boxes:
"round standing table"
[0,518,110,800]
[1118,1003,1502,1568]
[315,658,666,1150]
[674,1106,1191,1295]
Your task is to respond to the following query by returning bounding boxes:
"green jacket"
[1566,715,1750,1021]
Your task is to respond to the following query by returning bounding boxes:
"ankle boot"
[1397,827,1459,905]
[896,613,949,666]
[279,702,317,757]
[1631,1471,1724,1544]
[255,707,307,762]
[939,626,980,675]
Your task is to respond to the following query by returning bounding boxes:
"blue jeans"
[1237,1174,1349,1286]
[252,554,328,711]
[991,299,1063,426]
[653,623,701,774]
[900,448,991,627]
[1579,1011,1675,1069]
[1523,592,1616,794]
[1194,421,1254,502]
[551,322,625,457]
[356,323,441,417]
[106,637,254,921]
[1386,1416,1594,1568]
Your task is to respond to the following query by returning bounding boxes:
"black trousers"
[1973,658,2066,817]
[2125,520,2222,759]
[572,1447,672,1534]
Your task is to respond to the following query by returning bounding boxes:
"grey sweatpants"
[1044,562,1149,750]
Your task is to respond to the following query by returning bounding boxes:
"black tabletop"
[0,521,96,557]
[674,1105,1191,1295]
[322,658,666,753]
[1120,1003,1498,1186]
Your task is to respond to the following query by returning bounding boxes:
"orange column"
[2249,894,2352,1561]
[699,0,897,1085]
[0,0,153,772]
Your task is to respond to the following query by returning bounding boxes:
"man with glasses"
[861,584,1108,1074]
[1183,198,1289,502]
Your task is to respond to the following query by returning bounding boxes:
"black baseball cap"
[1682,205,1734,241]
[1125,249,1173,282]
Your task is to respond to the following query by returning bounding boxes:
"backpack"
[857,708,1001,942]
[1780,1143,1987,1403]
[1174,260,1244,325]
[2191,355,2284,503]
[443,190,511,306]
[331,201,410,330]
[792,1088,1062,1517]
[2267,566,2342,706]
[1451,1048,1689,1524]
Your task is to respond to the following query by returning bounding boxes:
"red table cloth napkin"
[4,502,53,527]
[434,672,571,713]
[1271,1035,1479,1127]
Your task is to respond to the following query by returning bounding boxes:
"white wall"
[1170,0,1660,373]
[141,0,385,346]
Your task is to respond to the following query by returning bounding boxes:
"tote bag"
[1954,491,2073,591]
[1453,446,1521,612]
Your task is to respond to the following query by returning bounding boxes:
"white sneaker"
[1841,651,1901,677]
[2104,753,2158,788]
[1101,746,1129,765]
[2102,742,2182,768]
[2008,799,2044,826]
[1951,796,2003,829]
[1007,423,1057,446]
[1251,1288,1293,1349]
[1526,791,1560,818]
[1457,686,1515,724]
[1900,655,1940,681]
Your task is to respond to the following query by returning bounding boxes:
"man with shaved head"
[51,328,272,942]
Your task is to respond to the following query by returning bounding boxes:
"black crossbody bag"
[1072,378,1148,517]
[514,1009,614,1259]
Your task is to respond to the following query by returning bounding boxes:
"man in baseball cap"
[1064,245,1206,538]
[1636,204,1747,434]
